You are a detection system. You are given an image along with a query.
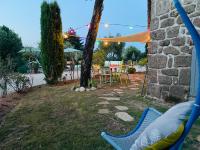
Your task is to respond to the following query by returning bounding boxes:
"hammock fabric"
[96,31,150,43]
[101,0,200,149]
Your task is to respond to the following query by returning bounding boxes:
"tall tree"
[0,26,22,61]
[64,28,84,50]
[80,0,104,87]
[97,34,125,61]
[40,1,64,84]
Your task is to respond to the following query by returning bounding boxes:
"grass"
[0,83,200,150]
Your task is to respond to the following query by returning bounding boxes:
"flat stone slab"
[113,89,123,92]
[99,97,120,101]
[120,86,127,89]
[197,135,200,142]
[97,101,110,105]
[115,106,128,111]
[115,112,134,122]
[98,109,109,114]
[102,93,115,96]
[129,88,139,90]
[116,91,124,94]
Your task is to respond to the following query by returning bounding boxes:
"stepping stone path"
[97,101,110,105]
[115,106,128,111]
[99,97,120,101]
[98,109,109,114]
[115,112,134,122]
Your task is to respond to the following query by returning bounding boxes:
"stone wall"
[147,0,200,101]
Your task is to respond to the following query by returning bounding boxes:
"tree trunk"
[80,0,104,87]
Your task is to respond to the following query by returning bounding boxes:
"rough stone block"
[180,46,192,54]
[150,18,159,31]
[162,91,169,100]
[197,0,200,11]
[171,37,186,46]
[159,40,170,46]
[148,69,157,83]
[161,18,175,28]
[193,18,200,28]
[170,10,179,17]
[168,57,173,68]
[173,77,179,85]
[161,69,178,76]
[174,55,192,67]
[177,16,183,24]
[151,29,166,40]
[179,68,191,85]
[185,4,196,14]
[169,85,187,99]
[167,26,180,38]
[156,0,170,16]
[160,14,169,20]
[189,12,200,18]
[158,75,172,85]
[148,55,167,69]
[163,46,180,55]
[161,85,170,91]
[158,48,163,53]
[149,42,158,54]
[183,0,194,5]
[147,84,161,99]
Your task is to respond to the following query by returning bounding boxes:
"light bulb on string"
[104,23,109,28]
[129,26,133,30]
[87,24,91,29]
[104,41,108,46]
[63,34,69,39]
[96,40,100,46]
[118,42,121,45]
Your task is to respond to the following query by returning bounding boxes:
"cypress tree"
[40,1,64,84]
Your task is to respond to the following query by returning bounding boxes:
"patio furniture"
[118,64,130,85]
[100,67,113,86]
[101,0,200,149]
[92,65,102,85]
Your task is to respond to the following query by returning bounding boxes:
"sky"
[0,0,147,52]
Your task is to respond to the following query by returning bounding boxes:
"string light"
[63,34,69,39]
[87,24,90,29]
[118,42,121,45]
[104,41,108,46]
[129,26,133,29]
[104,23,109,28]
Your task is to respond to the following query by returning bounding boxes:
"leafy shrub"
[165,96,182,104]
[128,67,136,74]
[17,65,29,73]
[32,62,40,73]
[138,57,147,66]
[8,73,32,93]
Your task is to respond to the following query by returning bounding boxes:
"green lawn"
[0,83,199,150]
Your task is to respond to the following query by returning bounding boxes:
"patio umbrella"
[19,47,41,53]
[64,48,82,53]
[64,48,82,80]
[96,31,150,43]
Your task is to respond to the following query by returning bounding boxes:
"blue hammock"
[101,0,200,149]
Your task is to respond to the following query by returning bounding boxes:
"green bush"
[17,65,29,73]
[8,73,31,93]
[128,67,136,74]
[32,62,39,73]
[138,57,147,66]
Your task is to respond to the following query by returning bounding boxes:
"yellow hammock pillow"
[145,123,184,150]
